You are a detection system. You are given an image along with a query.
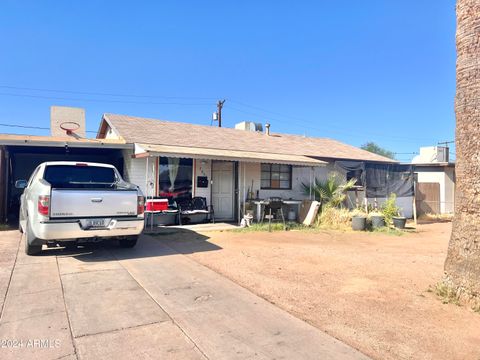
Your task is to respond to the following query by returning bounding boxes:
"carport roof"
[0,133,132,149]
[135,143,326,167]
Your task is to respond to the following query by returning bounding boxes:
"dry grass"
[233,222,307,232]
[431,282,461,306]
[316,207,352,231]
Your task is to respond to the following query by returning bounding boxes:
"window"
[158,157,193,201]
[261,164,292,189]
[44,165,116,189]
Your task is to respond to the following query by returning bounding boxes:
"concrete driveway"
[0,230,368,360]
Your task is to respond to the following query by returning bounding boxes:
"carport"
[0,134,132,223]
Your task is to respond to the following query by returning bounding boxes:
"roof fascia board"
[0,139,133,149]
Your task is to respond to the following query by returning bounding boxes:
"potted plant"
[369,211,385,228]
[351,208,367,231]
[392,215,407,229]
[381,193,406,229]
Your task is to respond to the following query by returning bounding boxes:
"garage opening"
[0,144,128,225]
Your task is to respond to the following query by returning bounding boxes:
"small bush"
[381,193,401,224]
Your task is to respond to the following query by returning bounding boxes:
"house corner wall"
[122,149,156,196]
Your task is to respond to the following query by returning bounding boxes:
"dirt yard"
[161,222,480,360]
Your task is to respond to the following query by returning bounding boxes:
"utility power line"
[0,122,97,133]
[0,84,451,145]
[0,92,213,106]
[0,85,218,101]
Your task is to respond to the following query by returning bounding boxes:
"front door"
[211,161,234,220]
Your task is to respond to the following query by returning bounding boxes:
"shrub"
[301,173,357,209]
[381,193,401,224]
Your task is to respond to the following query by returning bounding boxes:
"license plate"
[86,219,107,228]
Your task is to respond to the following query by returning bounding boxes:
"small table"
[253,199,303,223]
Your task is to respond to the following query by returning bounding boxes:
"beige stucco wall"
[192,159,212,205]
[239,162,332,201]
[190,159,332,207]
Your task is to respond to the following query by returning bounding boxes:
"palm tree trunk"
[444,0,480,307]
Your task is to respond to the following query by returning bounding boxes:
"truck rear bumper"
[34,217,144,241]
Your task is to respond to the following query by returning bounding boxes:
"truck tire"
[25,219,42,255]
[119,236,138,248]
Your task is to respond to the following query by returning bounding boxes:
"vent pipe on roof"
[265,123,270,136]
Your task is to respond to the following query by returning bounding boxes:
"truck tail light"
[38,195,50,216]
[137,196,145,215]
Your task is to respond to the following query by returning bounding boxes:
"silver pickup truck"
[16,161,145,255]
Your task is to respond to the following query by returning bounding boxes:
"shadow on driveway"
[31,228,222,262]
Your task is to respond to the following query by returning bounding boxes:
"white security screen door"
[211,161,235,220]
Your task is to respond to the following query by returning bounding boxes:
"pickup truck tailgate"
[50,189,138,218]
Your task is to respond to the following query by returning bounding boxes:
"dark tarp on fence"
[335,161,414,198]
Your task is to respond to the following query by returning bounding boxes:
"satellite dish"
[59,121,80,135]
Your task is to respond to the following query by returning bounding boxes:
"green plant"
[301,173,357,209]
[381,193,401,224]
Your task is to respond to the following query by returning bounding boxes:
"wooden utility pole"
[217,99,225,127]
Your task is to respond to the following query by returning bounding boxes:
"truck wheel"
[25,220,42,255]
[119,236,138,248]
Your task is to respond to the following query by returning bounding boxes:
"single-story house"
[96,113,398,222]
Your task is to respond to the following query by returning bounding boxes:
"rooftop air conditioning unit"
[412,146,450,164]
[235,121,263,132]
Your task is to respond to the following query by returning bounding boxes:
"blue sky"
[0,1,456,161]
